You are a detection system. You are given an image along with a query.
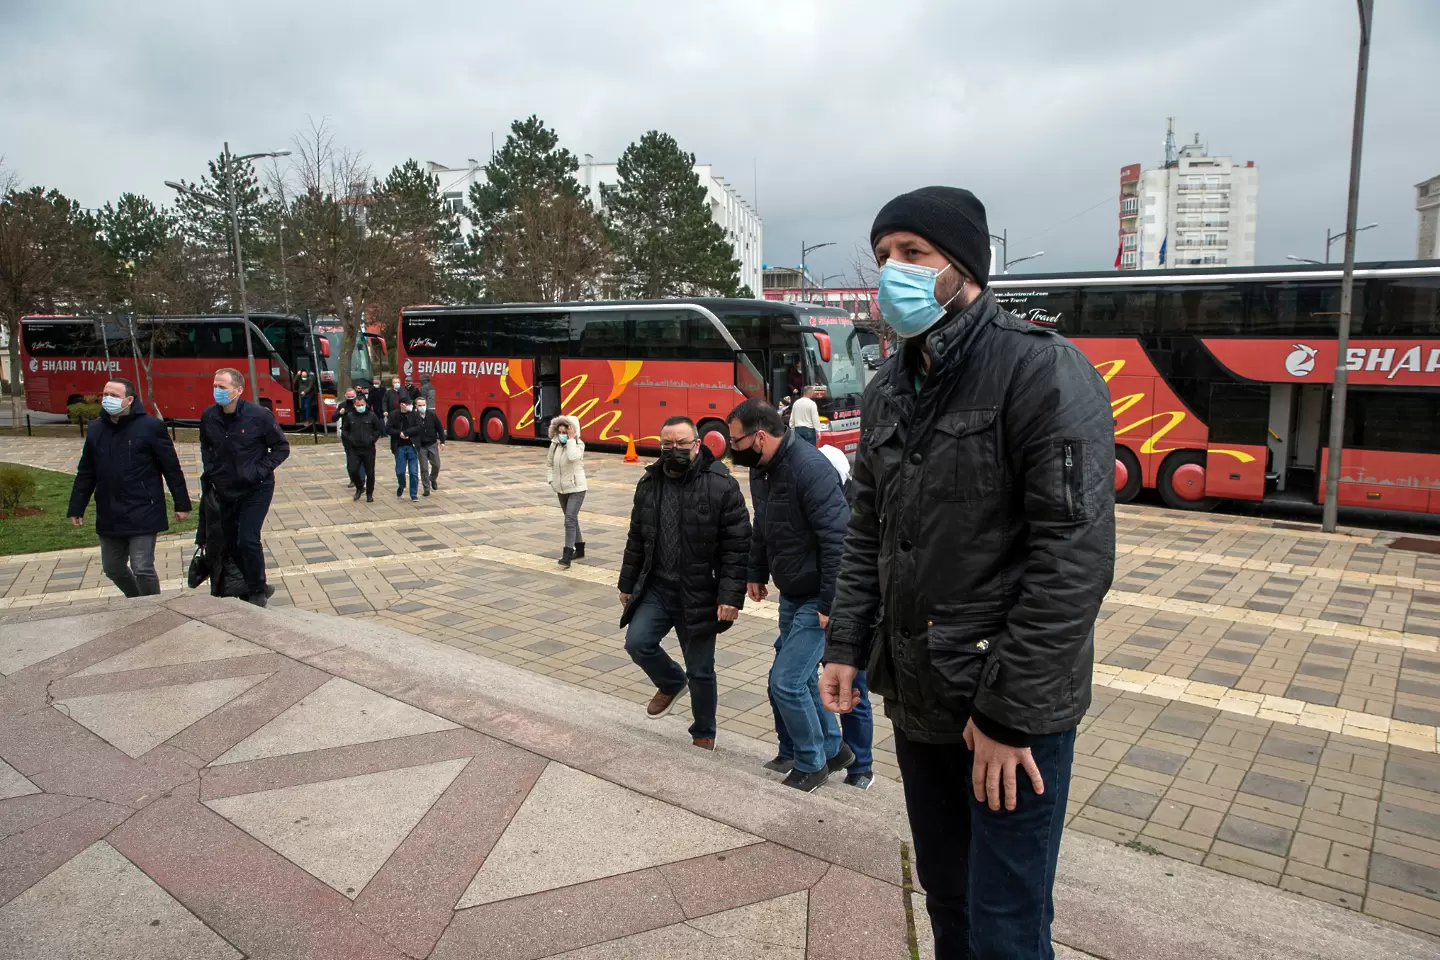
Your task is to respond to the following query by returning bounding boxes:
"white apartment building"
[1418,173,1440,259]
[1118,127,1259,270]
[427,156,764,296]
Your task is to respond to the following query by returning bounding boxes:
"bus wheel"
[1157,451,1218,512]
[1115,446,1142,504]
[482,410,510,444]
[699,419,730,459]
[448,407,474,441]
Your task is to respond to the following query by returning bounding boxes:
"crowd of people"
[60,184,1117,960]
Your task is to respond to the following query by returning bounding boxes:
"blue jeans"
[794,425,817,447]
[771,595,841,774]
[395,445,419,497]
[623,579,717,740]
[895,726,1076,960]
[774,667,872,775]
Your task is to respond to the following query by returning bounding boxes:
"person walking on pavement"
[789,385,823,447]
[547,415,587,568]
[728,399,851,792]
[341,391,384,502]
[200,367,290,607]
[66,378,192,598]
[383,377,406,418]
[386,395,422,501]
[766,437,874,789]
[821,186,1116,959]
[618,416,751,751]
[413,395,445,495]
[336,388,362,486]
[418,373,437,410]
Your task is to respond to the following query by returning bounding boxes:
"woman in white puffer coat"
[547,415,588,568]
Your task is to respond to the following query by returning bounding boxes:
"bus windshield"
[322,331,376,383]
[814,322,865,403]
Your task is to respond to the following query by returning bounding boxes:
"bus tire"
[698,419,730,459]
[1115,445,1142,504]
[1157,450,1218,512]
[448,407,475,441]
[481,410,510,444]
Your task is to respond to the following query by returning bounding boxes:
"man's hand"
[439,443,446,450]
[964,718,1044,812]
[69,516,83,527]
[817,611,829,629]
[820,663,859,713]
[717,604,738,622]
[619,592,631,608]
[400,432,408,440]
[747,582,768,603]
[175,511,190,521]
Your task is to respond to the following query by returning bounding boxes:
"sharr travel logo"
[1285,344,1318,378]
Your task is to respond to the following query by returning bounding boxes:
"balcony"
[1120,198,1139,214]
[1176,182,1231,193]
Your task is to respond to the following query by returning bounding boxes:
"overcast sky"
[3,0,1437,283]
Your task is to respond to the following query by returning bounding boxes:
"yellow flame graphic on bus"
[1096,358,1254,463]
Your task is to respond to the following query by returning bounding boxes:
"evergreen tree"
[366,159,465,344]
[171,150,275,312]
[467,116,587,235]
[96,193,174,309]
[601,131,743,298]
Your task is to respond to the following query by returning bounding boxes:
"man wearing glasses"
[618,416,752,750]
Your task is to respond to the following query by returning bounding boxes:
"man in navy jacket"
[728,398,852,793]
[200,367,290,605]
[67,378,192,597]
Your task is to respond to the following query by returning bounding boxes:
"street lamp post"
[1325,221,1378,262]
[1322,0,1373,534]
[800,241,835,301]
[1286,255,1323,265]
[165,142,290,403]
[1005,252,1045,273]
[989,231,1007,277]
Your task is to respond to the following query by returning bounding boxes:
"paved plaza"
[2,434,1440,947]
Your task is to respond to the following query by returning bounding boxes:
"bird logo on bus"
[1285,344,1318,378]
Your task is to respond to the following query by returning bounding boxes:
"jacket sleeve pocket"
[930,409,1000,502]
[924,619,1000,712]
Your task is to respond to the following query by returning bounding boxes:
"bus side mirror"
[319,338,331,358]
[813,331,832,363]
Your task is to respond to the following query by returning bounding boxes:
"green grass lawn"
[0,465,198,557]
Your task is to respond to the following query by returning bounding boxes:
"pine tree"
[96,193,174,309]
[171,150,275,312]
[467,116,587,235]
[602,131,743,299]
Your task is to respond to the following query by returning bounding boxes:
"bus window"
[1078,287,1148,335]
[1249,282,1344,335]
[492,312,567,356]
[736,352,766,399]
[1364,277,1440,337]
[1160,284,1245,334]
[631,310,687,360]
[1343,390,1440,455]
[687,311,736,360]
[574,309,629,358]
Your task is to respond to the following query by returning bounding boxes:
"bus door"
[1282,384,1327,497]
[769,350,803,404]
[534,355,562,438]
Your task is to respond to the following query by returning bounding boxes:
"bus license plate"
[844,442,858,453]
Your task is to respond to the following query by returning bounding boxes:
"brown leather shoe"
[692,738,715,750]
[646,687,685,720]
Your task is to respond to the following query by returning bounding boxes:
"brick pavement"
[3,435,1440,938]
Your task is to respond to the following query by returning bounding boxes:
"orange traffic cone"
[624,437,639,463]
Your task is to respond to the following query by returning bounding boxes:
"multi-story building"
[1418,173,1440,259]
[1118,124,1259,270]
[427,155,763,296]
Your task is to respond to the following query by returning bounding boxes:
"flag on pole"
[1114,242,1123,270]
[1159,236,1168,267]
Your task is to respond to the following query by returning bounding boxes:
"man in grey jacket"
[822,186,1115,959]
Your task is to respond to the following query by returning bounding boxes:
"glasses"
[730,430,757,447]
[659,439,698,451]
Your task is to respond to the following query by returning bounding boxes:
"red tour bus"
[20,313,334,424]
[397,298,866,457]
[989,260,1440,515]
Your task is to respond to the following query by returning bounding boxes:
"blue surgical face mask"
[557,434,568,445]
[877,261,964,339]
[213,387,232,406]
[101,395,126,415]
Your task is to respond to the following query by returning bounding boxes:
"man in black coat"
[67,378,192,597]
[728,399,852,793]
[618,416,751,751]
[340,392,384,502]
[200,367,291,606]
[821,187,1116,959]
[386,396,423,501]
[412,394,445,495]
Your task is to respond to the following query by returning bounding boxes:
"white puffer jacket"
[546,416,588,494]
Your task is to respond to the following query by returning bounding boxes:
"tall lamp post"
[165,142,290,399]
[1005,251,1045,273]
[1322,0,1373,534]
[801,241,834,300]
[1326,221,1377,262]
[989,231,1007,277]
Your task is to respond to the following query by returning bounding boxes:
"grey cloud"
[2,0,1436,283]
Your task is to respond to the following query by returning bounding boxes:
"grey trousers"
[417,443,441,491]
[98,534,160,598]
[557,491,585,549]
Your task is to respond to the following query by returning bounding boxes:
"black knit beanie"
[869,186,991,289]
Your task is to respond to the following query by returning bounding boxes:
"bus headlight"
[816,420,831,432]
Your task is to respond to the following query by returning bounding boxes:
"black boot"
[559,546,574,569]
[573,541,585,560]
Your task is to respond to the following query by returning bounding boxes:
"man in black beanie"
[821,186,1116,959]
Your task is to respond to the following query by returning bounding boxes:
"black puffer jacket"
[386,409,423,453]
[67,400,192,537]
[199,398,290,502]
[747,430,849,614]
[826,289,1116,745]
[618,447,751,641]
[341,407,385,450]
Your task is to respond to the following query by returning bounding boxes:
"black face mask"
[662,447,693,476]
[730,441,763,469]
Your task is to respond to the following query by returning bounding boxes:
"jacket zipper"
[1063,441,1075,519]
